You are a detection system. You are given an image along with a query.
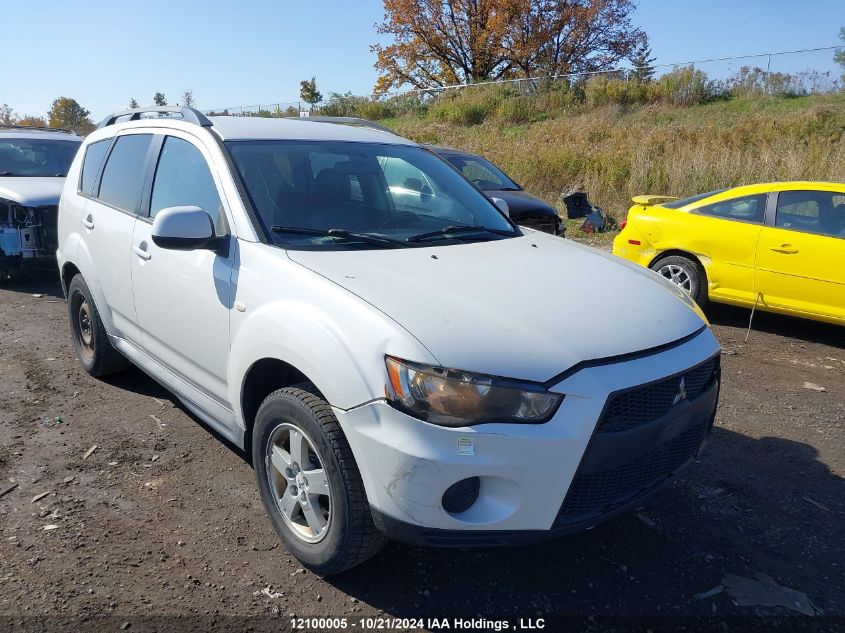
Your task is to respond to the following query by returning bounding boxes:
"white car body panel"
[57,114,720,537]
[340,327,718,531]
[0,177,66,207]
[79,195,140,341]
[227,242,439,415]
[288,230,704,382]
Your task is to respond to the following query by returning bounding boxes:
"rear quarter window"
[79,139,111,195]
[693,193,767,223]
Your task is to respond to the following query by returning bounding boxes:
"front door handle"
[82,214,94,230]
[769,244,799,254]
[133,242,152,261]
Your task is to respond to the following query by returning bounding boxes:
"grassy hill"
[382,92,845,224]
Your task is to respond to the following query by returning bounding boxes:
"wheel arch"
[649,249,708,275]
[239,357,321,455]
[60,261,81,296]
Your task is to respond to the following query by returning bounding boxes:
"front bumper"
[337,328,720,542]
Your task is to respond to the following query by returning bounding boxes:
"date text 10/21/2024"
[290,617,547,631]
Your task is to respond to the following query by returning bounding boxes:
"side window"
[79,140,110,195]
[460,159,505,189]
[150,137,222,228]
[776,190,845,238]
[97,134,153,213]
[694,193,767,224]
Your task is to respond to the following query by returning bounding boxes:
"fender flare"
[227,298,435,427]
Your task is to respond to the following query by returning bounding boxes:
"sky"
[3,0,844,121]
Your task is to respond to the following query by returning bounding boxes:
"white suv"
[57,107,720,574]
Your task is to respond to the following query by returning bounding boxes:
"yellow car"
[613,181,845,326]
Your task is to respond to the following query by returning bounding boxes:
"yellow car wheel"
[650,255,708,307]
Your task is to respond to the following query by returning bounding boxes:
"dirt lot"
[0,266,843,632]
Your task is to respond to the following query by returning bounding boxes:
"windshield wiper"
[270,226,405,248]
[406,225,514,243]
[495,186,520,192]
[0,171,18,176]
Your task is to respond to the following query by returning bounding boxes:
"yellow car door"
[683,192,768,306]
[755,188,845,324]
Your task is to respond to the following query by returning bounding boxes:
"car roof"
[424,144,474,157]
[664,181,845,210]
[87,115,418,146]
[208,116,418,145]
[0,127,82,141]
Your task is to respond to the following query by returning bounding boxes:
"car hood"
[488,189,557,218]
[287,233,706,383]
[0,177,65,207]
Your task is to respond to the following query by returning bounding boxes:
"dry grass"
[387,93,845,217]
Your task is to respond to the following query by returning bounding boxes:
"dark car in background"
[428,145,564,236]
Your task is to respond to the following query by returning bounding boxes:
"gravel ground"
[0,266,843,633]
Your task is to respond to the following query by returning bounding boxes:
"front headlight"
[385,356,563,427]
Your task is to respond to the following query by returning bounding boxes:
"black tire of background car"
[252,383,386,575]
[67,274,130,376]
[650,254,709,307]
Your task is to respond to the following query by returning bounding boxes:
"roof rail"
[96,106,213,130]
[285,116,396,135]
[0,124,75,134]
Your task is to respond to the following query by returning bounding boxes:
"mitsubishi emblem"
[672,377,687,406]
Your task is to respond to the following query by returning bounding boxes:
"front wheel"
[252,384,385,575]
[650,255,708,306]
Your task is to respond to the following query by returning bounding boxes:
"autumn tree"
[371,0,644,92]
[629,35,656,82]
[129,98,140,109]
[154,92,167,106]
[47,97,95,135]
[0,104,15,125]
[300,77,323,110]
[17,115,48,127]
[835,27,845,80]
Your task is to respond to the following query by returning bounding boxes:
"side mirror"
[152,206,220,252]
[490,196,510,217]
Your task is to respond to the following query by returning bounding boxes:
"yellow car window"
[695,193,767,223]
[776,190,845,238]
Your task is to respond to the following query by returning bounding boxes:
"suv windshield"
[225,141,519,249]
[0,138,81,177]
[440,152,520,192]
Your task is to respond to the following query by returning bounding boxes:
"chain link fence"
[202,46,844,119]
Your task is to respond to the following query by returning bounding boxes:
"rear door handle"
[83,214,94,230]
[769,244,799,254]
[133,242,152,261]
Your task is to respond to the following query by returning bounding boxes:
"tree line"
[1,90,196,136]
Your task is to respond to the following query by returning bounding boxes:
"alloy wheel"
[266,423,332,544]
[657,263,694,296]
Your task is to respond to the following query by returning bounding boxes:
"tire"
[650,254,708,307]
[67,274,130,377]
[252,383,386,575]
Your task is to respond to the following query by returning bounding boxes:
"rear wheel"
[67,275,129,376]
[253,384,385,575]
[650,255,708,306]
